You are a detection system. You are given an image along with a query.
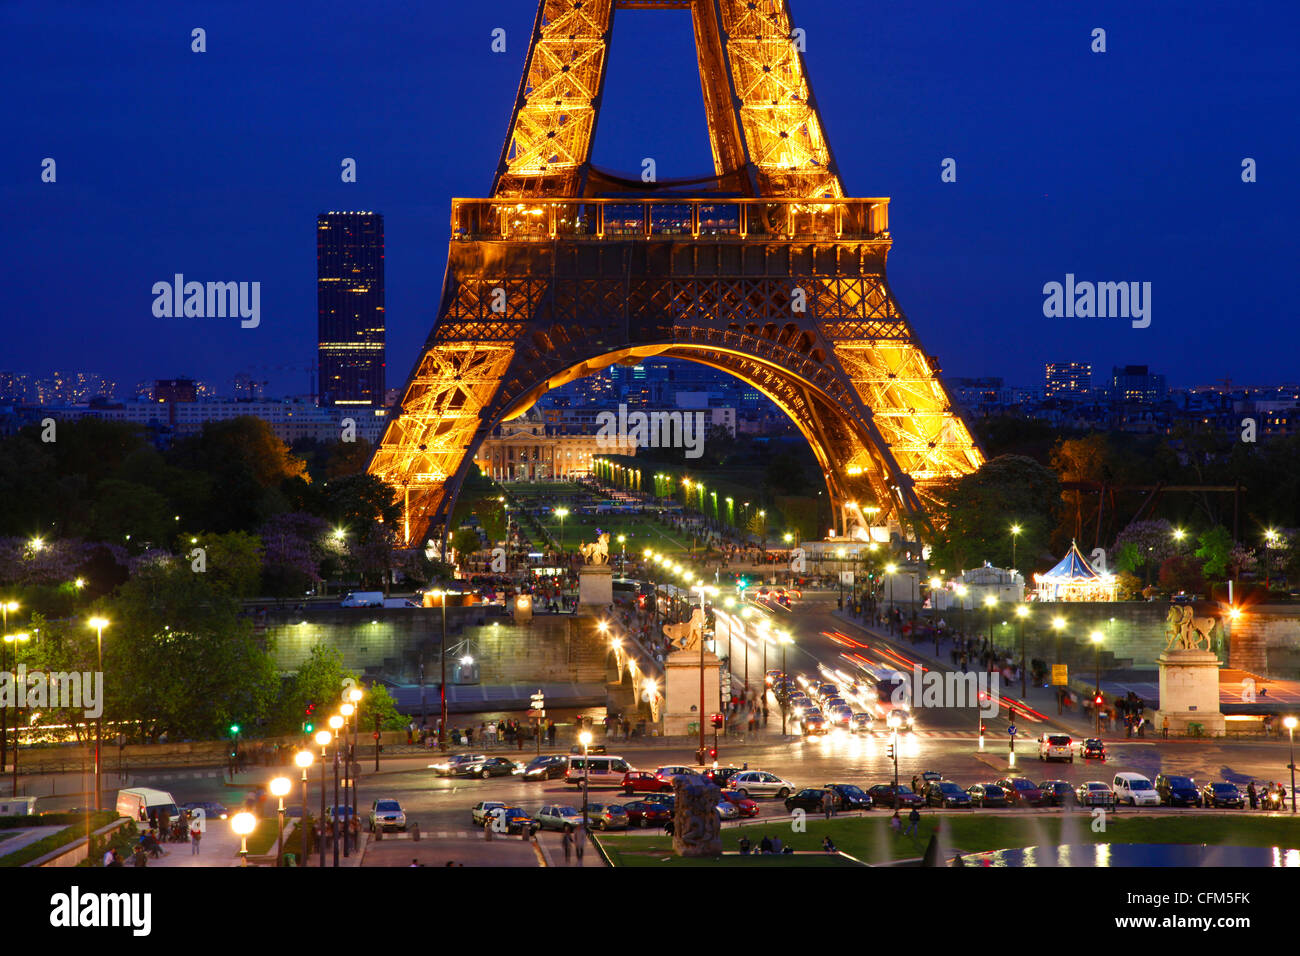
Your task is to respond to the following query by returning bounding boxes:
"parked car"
[824,783,873,811]
[1112,772,1161,807]
[784,788,833,813]
[499,807,537,835]
[432,754,487,777]
[622,800,672,828]
[716,801,741,820]
[464,756,519,779]
[565,755,633,788]
[995,777,1046,807]
[1037,781,1076,807]
[621,771,670,795]
[925,781,972,808]
[1200,781,1245,809]
[728,770,796,799]
[471,800,508,826]
[1155,774,1202,807]
[587,803,630,830]
[866,784,923,809]
[966,783,1008,808]
[654,766,702,785]
[1081,738,1106,760]
[536,805,585,832]
[368,799,407,832]
[1075,781,1118,807]
[1038,733,1074,763]
[521,754,568,781]
[703,766,744,789]
[719,789,761,817]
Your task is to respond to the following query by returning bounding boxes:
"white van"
[1112,772,1160,806]
[116,787,180,821]
[0,797,37,816]
[341,591,384,608]
[564,754,632,789]
[1038,733,1074,762]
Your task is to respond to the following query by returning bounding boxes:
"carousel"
[1033,541,1117,602]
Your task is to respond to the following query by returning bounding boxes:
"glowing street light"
[87,615,109,809]
[231,811,257,866]
[554,507,570,550]
[1284,716,1298,814]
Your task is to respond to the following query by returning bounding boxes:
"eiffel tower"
[369,0,983,548]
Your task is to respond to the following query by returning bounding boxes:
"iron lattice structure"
[370,0,983,546]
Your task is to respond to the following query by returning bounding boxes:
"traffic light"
[1094,694,1104,706]
[228,724,240,737]
[710,713,724,729]
[885,743,895,759]
[708,748,717,760]
[303,722,314,734]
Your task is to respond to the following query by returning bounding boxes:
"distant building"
[1111,365,1167,404]
[1045,362,1092,398]
[154,378,198,403]
[56,399,387,445]
[317,211,385,407]
[475,415,633,481]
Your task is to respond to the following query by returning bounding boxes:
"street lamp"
[1010,523,1022,572]
[887,710,902,794]
[231,811,256,867]
[340,701,355,857]
[314,729,331,868]
[884,563,897,623]
[347,686,363,818]
[778,632,793,736]
[269,776,291,866]
[294,749,313,867]
[1090,630,1104,736]
[1285,716,1298,814]
[87,616,109,810]
[555,507,569,552]
[579,730,593,841]
[3,631,30,796]
[1264,529,1278,590]
[1015,605,1029,698]
[617,534,626,573]
[836,548,847,608]
[431,589,448,750]
[329,714,344,866]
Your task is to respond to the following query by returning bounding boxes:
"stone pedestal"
[672,776,722,858]
[1154,650,1225,737]
[578,565,613,607]
[663,647,720,736]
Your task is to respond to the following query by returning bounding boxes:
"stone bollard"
[411,822,420,842]
[483,820,493,841]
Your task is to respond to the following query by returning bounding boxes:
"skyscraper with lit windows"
[317,212,385,407]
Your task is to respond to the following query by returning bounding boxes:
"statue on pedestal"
[663,608,706,652]
[1165,605,1215,651]
[671,775,721,857]
[579,532,610,566]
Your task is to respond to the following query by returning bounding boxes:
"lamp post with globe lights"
[314,729,332,867]
[231,811,256,867]
[87,616,109,809]
[328,715,344,865]
[295,749,313,867]
[340,702,356,856]
[269,776,292,865]
[1285,716,1298,814]
[2,630,30,794]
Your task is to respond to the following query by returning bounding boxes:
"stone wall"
[1222,605,1300,678]
[258,605,610,685]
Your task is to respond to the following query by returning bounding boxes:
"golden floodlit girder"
[369,0,983,547]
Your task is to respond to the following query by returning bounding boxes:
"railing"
[451,197,890,242]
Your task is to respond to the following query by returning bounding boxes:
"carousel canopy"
[1038,541,1105,581]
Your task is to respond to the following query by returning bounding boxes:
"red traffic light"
[372,731,381,740]
[708,748,717,760]
[710,713,724,728]
[1094,695,1104,706]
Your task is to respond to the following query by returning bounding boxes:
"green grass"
[244,816,285,856]
[0,812,121,867]
[596,813,1300,866]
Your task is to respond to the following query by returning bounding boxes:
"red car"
[720,789,760,818]
[995,777,1046,807]
[622,771,673,795]
[622,799,673,828]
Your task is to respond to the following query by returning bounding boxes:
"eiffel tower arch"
[369,0,983,548]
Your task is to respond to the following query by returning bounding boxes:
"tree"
[259,512,328,599]
[1113,520,1178,584]
[188,531,264,598]
[451,528,482,560]
[1158,555,1206,595]
[1194,526,1233,579]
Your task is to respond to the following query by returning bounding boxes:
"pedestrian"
[575,825,585,863]
[822,835,838,853]
[562,828,573,862]
[1162,715,1169,739]
[738,836,751,855]
[771,835,783,854]
[890,812,901,836]
[190,819,202,855]
[760,834,773,854]
[1247,782,1258,810]
[102,846,115,867]
[905,807,920,837]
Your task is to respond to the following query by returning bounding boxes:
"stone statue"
[663,607,706,652]
[1165,605,1215,651]
[671,775,721,857]
[579,532,609,566]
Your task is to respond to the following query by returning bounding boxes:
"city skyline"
[3,1,1295,400]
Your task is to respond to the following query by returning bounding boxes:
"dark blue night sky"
[3,0,1295,397]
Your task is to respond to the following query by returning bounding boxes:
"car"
[622,800,673,828]
[498,807,538,835]
[1038,733,1074,763]
[817,683,839,700]
[866,784,923,809]
[368,799,407,832]
[995,777,1046,807]
[642,793,676,809]
[180,801,228,821]
[829,705,854,727]
[1201,782,1245,809]
[623,771,674,795]
[536,805,585,832]
[925,781,972,808]
[1081,738,1106,760]
[1155,774,1202,807]
[728,770,796,799]
[716,801,741,820]
[431,753,487,777]
[655,765,701,782]
[801,715,829,736]
[471,800,509,826]
[850,713,875,733]
[1075,781,1117,807]
[521,754,568,781]
[824,783,873,811]
[325,805,356,823]
[465,756,519,779]
[784,788,833,813]
[919,770,944,785]
[703,766,744,789]
[966,783,1008,808]
[1112,772,1161,807]
[719,789,761,817]
[587,803,631,830]
[1037,781,1076,807]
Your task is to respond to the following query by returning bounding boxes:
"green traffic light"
[229,724,241,736]
[304,722,314,733]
